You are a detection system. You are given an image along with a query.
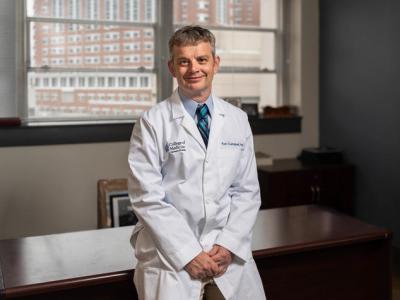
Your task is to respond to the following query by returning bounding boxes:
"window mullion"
[26,16,155,28]
[28,67,156,73]
[18,0,28,121]
[173,24,278,33]
[156,0,173,101]
[278,0,289,106]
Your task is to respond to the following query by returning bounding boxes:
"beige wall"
[0,0,319,239]
[0,142,130,239]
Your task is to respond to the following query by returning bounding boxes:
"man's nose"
[188,60,200,72]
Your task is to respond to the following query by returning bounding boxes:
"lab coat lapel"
[207,95,225,155]
[170,90,207,152]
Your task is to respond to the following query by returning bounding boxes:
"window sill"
[0,116,301,147]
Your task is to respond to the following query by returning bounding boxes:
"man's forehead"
[172,42,213,56]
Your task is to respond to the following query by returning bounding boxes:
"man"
[128,25,266,300]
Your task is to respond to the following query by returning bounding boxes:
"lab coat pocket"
[218,140,244,182]
[219,140,244,161]
[142,267,184,300]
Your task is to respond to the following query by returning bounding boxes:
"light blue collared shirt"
[178,88,214,124]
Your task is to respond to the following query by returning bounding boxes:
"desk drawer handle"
[311,186,315,202]
[315,186,321,202]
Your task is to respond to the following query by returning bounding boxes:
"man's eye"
[179,60,189,66]
[198,58,208,64]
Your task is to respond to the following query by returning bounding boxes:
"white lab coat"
[128,89,266,300]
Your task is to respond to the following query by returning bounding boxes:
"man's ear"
[213,55,221,74]
[168,60,176,77]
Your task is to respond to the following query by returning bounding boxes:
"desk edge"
[2,270,132,299]
[253,230,392,258]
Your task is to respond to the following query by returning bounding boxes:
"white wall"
[0,0,319,239]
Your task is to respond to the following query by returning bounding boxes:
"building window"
[125,0,140,21]
[197,13,209,23]
[78,77,85,87]
[85,0,96,20]
[98,77,105,87]
[140,76,149,88]
[52,0,63,18]
[118,77,126,87]
[144,0,154,22]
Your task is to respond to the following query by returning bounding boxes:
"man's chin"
[182,85,208,95]
[179,87,211,101]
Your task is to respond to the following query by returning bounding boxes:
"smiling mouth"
[185,76,204,81]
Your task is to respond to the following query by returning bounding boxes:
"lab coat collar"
[169,88,226,153]
[207,93,226,155]
[170,89,207,151]
[170,89,185,120]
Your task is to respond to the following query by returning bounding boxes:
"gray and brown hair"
[168,25,216,60]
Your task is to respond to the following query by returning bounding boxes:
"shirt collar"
[178,88,214,119]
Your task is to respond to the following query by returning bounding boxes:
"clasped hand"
[184,245,233,280]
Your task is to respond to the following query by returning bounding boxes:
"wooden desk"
[0,205,392,300]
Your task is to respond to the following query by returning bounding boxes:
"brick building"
[29,0,156,119]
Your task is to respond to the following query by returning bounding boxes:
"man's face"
[168,41,220,102]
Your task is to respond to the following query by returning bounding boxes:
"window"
[118,77,126,87]
[25,0,157,123]
[125,0,140,22]
[174,0,280,113]
[21,0,283,125]
[98,77,105,87]
[85,0,98,20]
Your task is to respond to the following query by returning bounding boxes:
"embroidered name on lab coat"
[165,140,186,153]
[221,141,244,150]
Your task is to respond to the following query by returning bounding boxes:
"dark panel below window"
[0,117,301,147]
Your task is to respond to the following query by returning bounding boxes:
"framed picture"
[224,97,241,108]
[97,178,138,228]
[241,103,259,118]
[110,192,138,227]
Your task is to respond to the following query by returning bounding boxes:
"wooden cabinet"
[258,159,354,213]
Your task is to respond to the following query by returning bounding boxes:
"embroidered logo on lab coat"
[165,140,186,153]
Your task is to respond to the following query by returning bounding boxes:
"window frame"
[23,7,159,123]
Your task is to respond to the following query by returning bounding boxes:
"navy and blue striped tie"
[196,104,210,147]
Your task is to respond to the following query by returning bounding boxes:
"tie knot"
[196,104,209,119]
